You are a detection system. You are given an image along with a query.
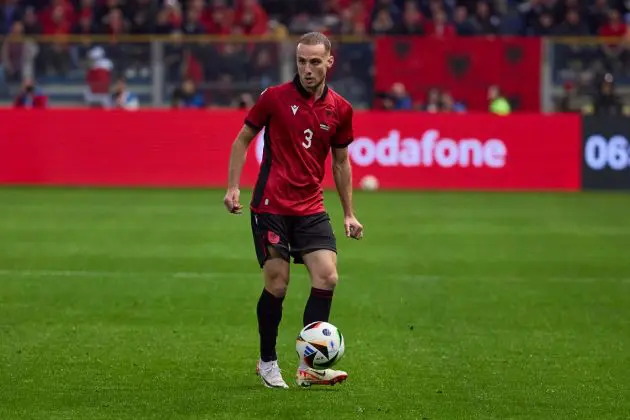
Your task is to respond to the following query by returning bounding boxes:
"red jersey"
[245,75,354,216]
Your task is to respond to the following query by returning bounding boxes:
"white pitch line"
[0,268,441,283]
[0,269,625,284]
[0,269,259,279]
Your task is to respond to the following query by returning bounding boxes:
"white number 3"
[303,129,313,149]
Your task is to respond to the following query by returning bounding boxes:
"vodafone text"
[256,129,507,169]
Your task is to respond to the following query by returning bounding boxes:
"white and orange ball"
[296,321,345,369]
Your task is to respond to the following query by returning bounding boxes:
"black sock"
[303,287,334,326]
[257,288,284,362]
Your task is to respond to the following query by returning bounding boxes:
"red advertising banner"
[0,110,580,190]
[375,37,542,112]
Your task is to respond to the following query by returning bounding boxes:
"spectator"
[95,0,123,27]
[397,0,424,35]
[592,73,623,115]
[518,0,555,34]
[182,7,207,34]
[42,3,72,35]
[426,0,454,20]
[206,2,235,34]
[171,78,205,109]
[370,7,396,34]
[13,79,48,109]
[73,10,96,34]
[111,77,139,110]
[528,11,555,36]
[337,1,368,34]
[339,8,356,34]
[440,91,466,113]
[371,0,401,24]
[384,82,413,110]
[40,0,74,35]
[23,7,43,35]
[164,0,184,32]
[554,8,590,36]
[85,46,113,108]
[599,10,630,71]
[488,85,511,115]
[234,92,255,109]
[453,5,477,36]
[588,0,610,34]
[235,0,269,35]
[421,87,442,112]
[101,8,129,35]
[76,0,95,25]
[471,1,500,35]
[424,8,457,37]
[129,0,158,34]
[154,8,175,34]
[347,0,370,34]
[1,0,22,36]
[1,21,27,83]
[555,81,578,112]
[321,0,343,33]
[599,9,626,38]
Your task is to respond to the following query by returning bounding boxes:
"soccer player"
[223,32,363,389]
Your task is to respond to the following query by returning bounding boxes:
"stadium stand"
[1,0,629,113]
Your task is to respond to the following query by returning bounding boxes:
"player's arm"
[224,124,257,214]
[224,87,272,214]
[332,147,354,218]
[331,103,363,239]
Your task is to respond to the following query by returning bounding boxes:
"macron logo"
[291,105,299,115]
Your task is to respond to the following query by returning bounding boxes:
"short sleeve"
[331,103,354,149]
[245,88,274,132]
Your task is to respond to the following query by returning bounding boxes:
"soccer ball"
[296,321,345,369]
[360,175,379,191]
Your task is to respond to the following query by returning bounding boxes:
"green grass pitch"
[1,188,629,419]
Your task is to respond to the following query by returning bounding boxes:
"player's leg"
[302,249,338,326]
[288,212,339,326]
[296,250,348,386]
[289,213,348,386]
[258,249,290,362]
[251,212,291,388]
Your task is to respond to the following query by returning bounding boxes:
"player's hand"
[223,187,243,214]
[344,215,363,240]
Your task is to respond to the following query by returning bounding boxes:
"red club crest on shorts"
[267,231,280,245]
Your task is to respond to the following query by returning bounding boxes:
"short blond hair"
[297,32,331,53]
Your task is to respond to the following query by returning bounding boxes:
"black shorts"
[251,211,337,268]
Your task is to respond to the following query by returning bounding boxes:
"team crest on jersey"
[267,231,280,245]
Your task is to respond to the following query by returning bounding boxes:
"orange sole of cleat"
[298,374,348,387]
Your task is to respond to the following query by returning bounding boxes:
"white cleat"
[256,360,289,389]
[296,366,348,387]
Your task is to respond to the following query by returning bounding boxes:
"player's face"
[296,43,333,92]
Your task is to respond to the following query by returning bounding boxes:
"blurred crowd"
[1,0,630,37]
[2,0,630,113]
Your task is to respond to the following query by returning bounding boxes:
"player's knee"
[316,270,339,290]
[267,283,288,297]
[266,270,289,297]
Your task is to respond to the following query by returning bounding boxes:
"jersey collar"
[293,74,329,102]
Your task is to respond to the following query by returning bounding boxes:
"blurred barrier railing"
[0,34,373,108]
[1,35,629,112]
